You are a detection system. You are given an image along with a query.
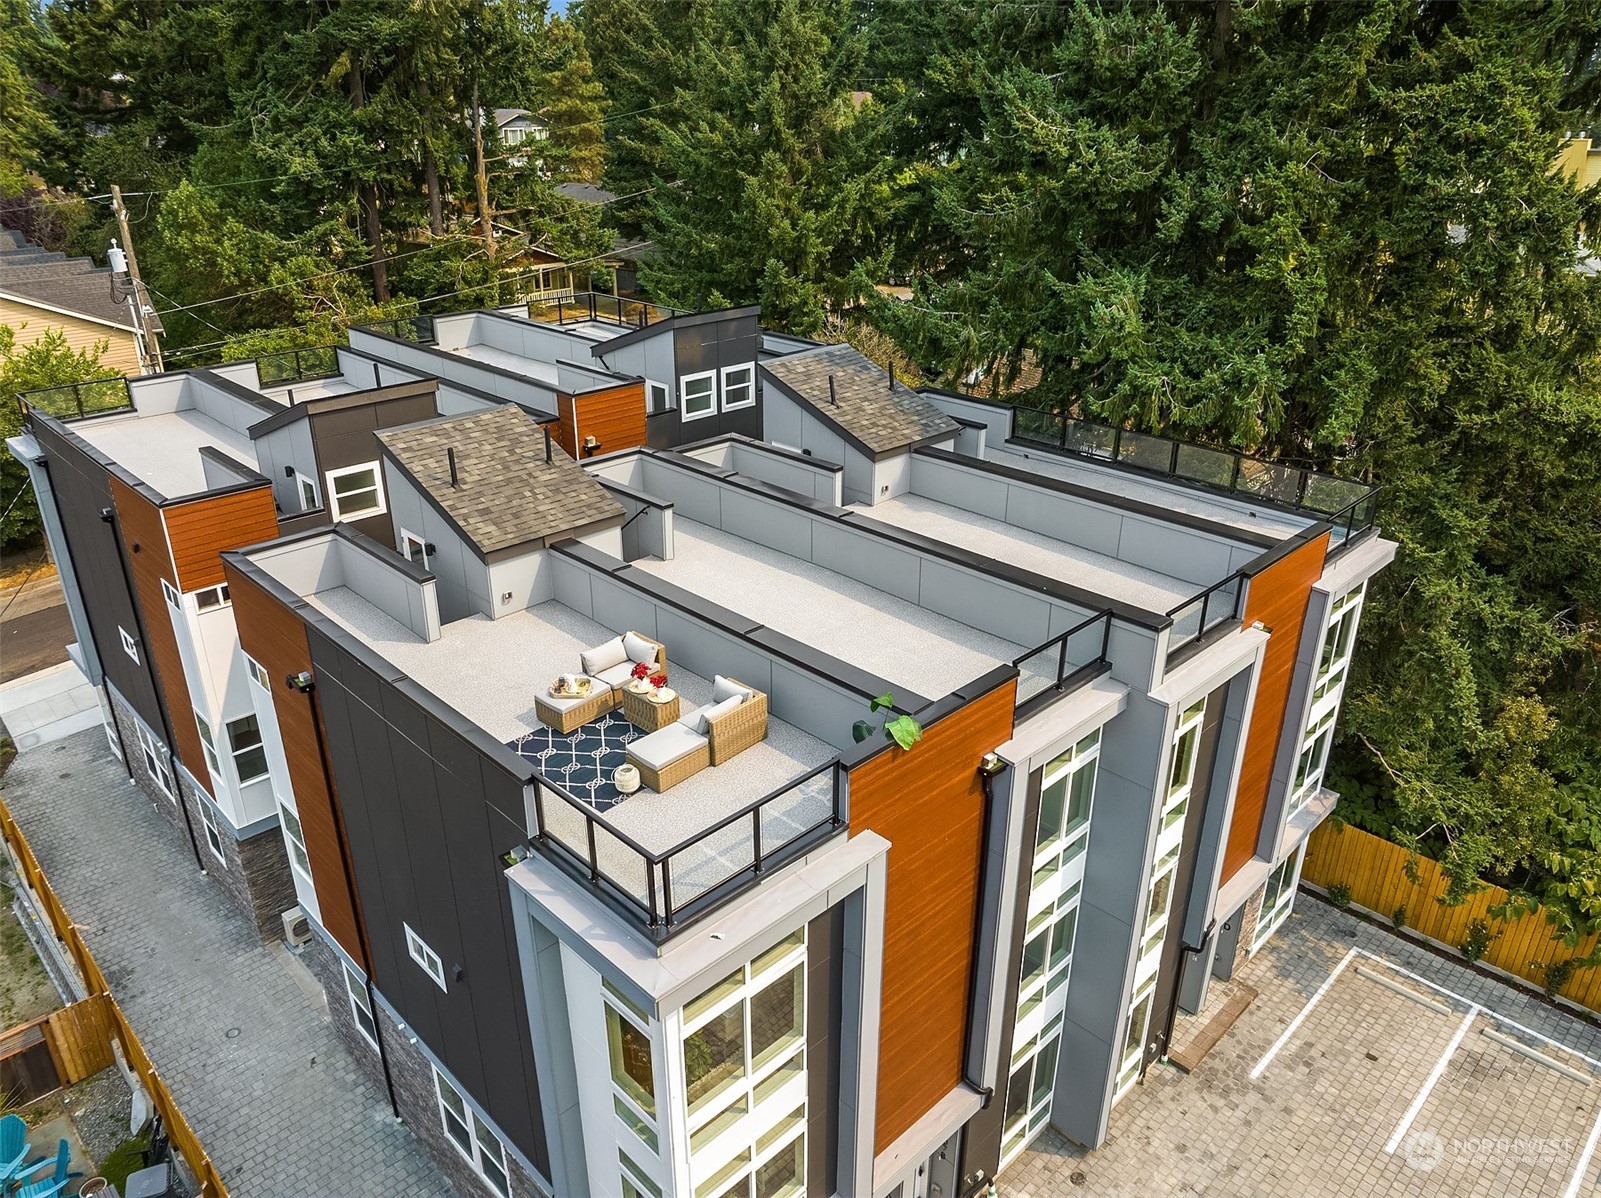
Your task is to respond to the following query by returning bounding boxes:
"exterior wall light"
[978,752,1006,776]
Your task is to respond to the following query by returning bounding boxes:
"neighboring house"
[12,297,1394,1198]
[0,226,163,374]
[1559,128,1601,190]
[496,108,549,170]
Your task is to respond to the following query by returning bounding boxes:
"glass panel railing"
[256,345,340,387]
[1114,428,1173,473]
[1013,612,1113,712]
[19,377,132,421]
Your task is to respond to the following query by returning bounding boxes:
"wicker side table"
[622,686,681,732]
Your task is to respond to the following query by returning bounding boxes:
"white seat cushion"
[628,723,707,769]
[712,675,754,704]
[594,661,637,689]
[580,636,628,677]
[540,689,595,714]
[623,631,658,665]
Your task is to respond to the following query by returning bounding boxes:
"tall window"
[195,712,223,777]
[605,979,659,1154]
[1287,584,1366,820]
[681,930,807,1198]
[646,380,672,415]
[226,714,270,785]
[434,1067,510,1198]
[1004,728,1099,1167]
[279,801,312,881]
[198,801,226,864]
[325,462,385,522]
[1252,844,1307,952]
[135,723,175,800]
[343,962,379,1049]
[297,473,319,511]
[680,371,716,421]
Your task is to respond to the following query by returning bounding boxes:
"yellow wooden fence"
[1302,820,1601,1010]
[0,792,229,1197]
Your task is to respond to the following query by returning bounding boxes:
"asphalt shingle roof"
[0,226,163,331]
[761,343,960,455]
[376,405,623,557]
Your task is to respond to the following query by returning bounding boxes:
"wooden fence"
[0,792,229,1197]
[0,995,117,1104]
[1302,820,1601,1011]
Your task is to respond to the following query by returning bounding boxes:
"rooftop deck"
[260,376,359,402]
[450,342,562,385]
[73,408,258,497]
[855,493,1199,612]
[628,518,1023,698]
[305,587,835,855]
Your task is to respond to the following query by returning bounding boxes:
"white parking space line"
[1250,945,1357,1080]
[1563,1106,1601,1198]
[1384,1004,1480,1155]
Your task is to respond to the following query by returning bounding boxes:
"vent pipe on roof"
[447,446,459,488]
[544,425,553,464]
[373,363,382,388]
[828,374,838,406]
[888,362,895,392]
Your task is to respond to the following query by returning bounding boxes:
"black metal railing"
[255,345,341,387]
[528,759,844,938]
[1010,408,1379,549]
[16,377,132,422]
[1165,571,1246,655]
[362,315,438,346]
[526,291,687,331]
[1013,610,1114,715]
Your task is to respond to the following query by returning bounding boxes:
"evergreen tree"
[540,16,609,184]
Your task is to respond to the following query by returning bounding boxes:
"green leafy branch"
[853,693,923,752]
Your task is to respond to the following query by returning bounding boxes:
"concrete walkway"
[1,729,445,1198]
[0,661,102,749]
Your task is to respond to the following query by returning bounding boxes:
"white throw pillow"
[712,675,753,704]
[623,631,657,665]
[677,706,708,734]
[580,636,628,677]
[703,694,745,726]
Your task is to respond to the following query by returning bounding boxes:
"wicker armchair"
[706,679,769,765]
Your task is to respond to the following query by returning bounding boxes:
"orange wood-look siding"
[163,487,279,592]
[1222,532,1331,880]
[848,679,1018,1152]
[553,381,647,460]
[223,561,366,965]
[108,475,213,799]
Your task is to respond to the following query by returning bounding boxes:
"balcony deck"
[73,408,258,498]
[305,587,835,855]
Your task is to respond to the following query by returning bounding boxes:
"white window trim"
[1252,843,1308,952]
[161,579,181,608]
[645,379,672,415]
[296,472,319,512]
[343,962,379,1050]
[433,1066,510,1197]
[195,711,223,778]
[279,800,313,883]
[119,626,139,663]
[226,714,270,787]
[198,800,226,866]
[679,370,717,423]
[400,529,430,569]
[245,655,271,691]
[406,922,448,991]
[195,583,230,611]
[135,723,175,801]
[719,362,757,412]
[324,461,386,523]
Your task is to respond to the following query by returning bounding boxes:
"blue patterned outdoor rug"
[507,710,642,811]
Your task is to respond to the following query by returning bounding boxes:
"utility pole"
[109,185,164,372]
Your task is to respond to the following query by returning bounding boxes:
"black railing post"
[1100,612,1112,661]
[585,816,600,882]
[1295,470,1309,508]
[752,808,764,874]
[646,861,660,927]
[1056,634,1069,688]
[73,387,85,420]
[556,298,564,324]
[1112,427,1123,461]
[532,785,547,841]
[1168,439,1181,477]
[661,859,675,927]
[1057,411,1068,449]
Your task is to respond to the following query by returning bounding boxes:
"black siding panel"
[307,626,549,1174]
[658,313,764,448]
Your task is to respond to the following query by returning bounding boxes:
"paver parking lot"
[1001,897,1601,1198]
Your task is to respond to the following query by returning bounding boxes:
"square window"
[754,1132,803,1198]
[721,364,755,411]
[749,965,802,1072]
[119,626,139,663]
[406,923,447,990]
[245,656,270,691]
[326,462,385,522]
[681,371,716,421]
[685,1000,745,1112]
[620,1150,663,1198]
[195,584,230,611]
[161,579,180,608]
[226,714,270,785]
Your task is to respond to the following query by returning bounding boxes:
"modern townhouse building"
[10,299,1392,1198]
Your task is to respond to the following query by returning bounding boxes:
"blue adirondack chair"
[12,1138,79,1198]
[0,1115,46,1189]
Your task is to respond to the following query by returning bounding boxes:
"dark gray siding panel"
[31,420,165,735]
[307,625,549,1175]
[657,312,764,448]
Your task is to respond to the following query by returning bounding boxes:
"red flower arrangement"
[631,661,651,680]
[650,672,667,689]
